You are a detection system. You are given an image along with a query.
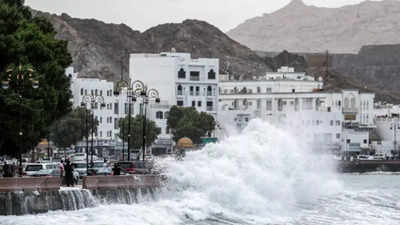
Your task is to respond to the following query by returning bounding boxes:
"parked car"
[71,162,87,178]
[118,160,153,174]
[32,163,61,177]
[24,163,45,176]
[373,154,386,160]
[357,155,374,160]
[71,153,87,162]
[87,161,111,176]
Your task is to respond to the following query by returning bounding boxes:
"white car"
[71,153,87,162]
[357,155,374,160]
[32,163,61,177]
[24,163,45,176]
[71,161,87,178]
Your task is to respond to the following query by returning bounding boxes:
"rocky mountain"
[31,8,400,104]
[228,0,400,53]
[32,10,271,81]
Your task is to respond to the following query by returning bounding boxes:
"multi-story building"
[218,66,375,153]
[129,52,219,153]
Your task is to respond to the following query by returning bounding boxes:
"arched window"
[177,85,183,95]
[156,111,164,119]
[178,68,186,79]
[208,69,216,80]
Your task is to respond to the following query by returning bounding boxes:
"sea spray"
[160,119,342,222]
[0,119,344,225]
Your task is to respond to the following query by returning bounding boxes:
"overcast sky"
[25,0,378,32]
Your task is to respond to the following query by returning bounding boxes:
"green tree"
[49,107,98,149]
[118,115,161,150]
[0,0,72,156]
[167,107,216,144]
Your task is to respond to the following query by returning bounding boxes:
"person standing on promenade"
[112,163,121,176]
[64,159,74,187]
[59,160,65,185]
[2,162,11,177]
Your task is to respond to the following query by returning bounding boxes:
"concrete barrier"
[82,175,161,190]
[0,177,60,192]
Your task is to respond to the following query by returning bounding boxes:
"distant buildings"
[67,52,400,158]
[219,66,375,153]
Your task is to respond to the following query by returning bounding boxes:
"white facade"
[130,52,219,138]
[68,67,118,142]
[218,67,375,152]
[375,117,400,153]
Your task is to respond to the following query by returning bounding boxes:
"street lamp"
[130,80,160,162]
[114,80,160,161]
[81,94,105,172]
[1,64,39,176]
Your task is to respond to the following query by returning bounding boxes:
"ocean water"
[2,120,400,225]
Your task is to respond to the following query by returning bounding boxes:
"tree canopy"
[118,115,161,150]
[0,0,72,156]
[49,107,98,149]
[167,106,216,144]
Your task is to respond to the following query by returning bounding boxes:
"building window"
[177,100,184,106]
[266,99,272,111]
[100,90,103,96]
[257,99,261,109]
[80,88,84,95]
[208,69,216,80]
[363,139,368,144]
[190,71,200,81]
[124,103,130,114]
[164,111,169,119]
[336,133,340,139]
[292,89,295,93]
[207,101,213,111]
[198,101,202,107]
[178,68,186,79]
[177,85,183,96]
[195,86,200,96]
[330,120,334,126]
[114,103,119,115]
[207,86,212,96]
[266,88,272,93]
[190,86,194,96]
[257,87,261,93]
[192,101,196,107]
[336,120,341,126]
[156,111,163,119]
[114,118,119,129]
[85,89,88,95]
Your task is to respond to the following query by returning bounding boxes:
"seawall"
[0,175,161,216]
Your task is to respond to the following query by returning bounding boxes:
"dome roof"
[177,137,193,149]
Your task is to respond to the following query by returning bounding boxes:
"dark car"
[118,160,153,174]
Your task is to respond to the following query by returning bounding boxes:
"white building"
[218,67,375,153]
[129,52,219,142]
